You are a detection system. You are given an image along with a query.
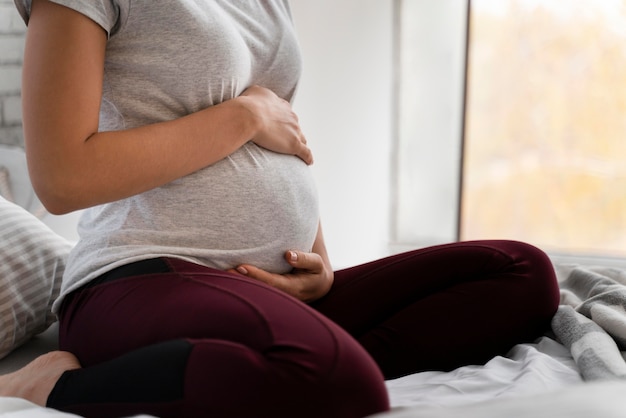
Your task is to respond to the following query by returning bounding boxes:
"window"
[391,0,626,266]
[395,0,626,266]
[461,0,626,264]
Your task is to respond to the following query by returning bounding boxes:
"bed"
[2,145,626,417]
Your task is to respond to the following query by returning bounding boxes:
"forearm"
[22,0,261,214]
[26,98,257,214]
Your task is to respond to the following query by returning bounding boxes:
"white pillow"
[0,145,44,215]
[0,196,72,359]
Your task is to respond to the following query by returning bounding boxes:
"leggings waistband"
[84,258,172,290]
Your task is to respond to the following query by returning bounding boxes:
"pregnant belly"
[121,142,320,273]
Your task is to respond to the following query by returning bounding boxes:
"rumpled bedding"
[552,264,626,380]
[385,336,581,409]
[372,380,626,418]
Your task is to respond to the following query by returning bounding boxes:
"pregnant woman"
[4,1,560,417]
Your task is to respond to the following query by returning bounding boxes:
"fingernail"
[236,266,248,275]
[289,251,298,262]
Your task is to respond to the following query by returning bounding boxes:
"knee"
[184,333,390,418]
[317,336,390,417]
[498,239,560,319]
[273,327,390,418]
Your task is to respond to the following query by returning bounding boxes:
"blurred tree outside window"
[461,0,626,259]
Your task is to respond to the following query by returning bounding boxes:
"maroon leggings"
[51,240,559,418]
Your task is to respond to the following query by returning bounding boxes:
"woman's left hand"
[229,250,334,303]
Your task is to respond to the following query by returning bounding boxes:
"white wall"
[0,0,27,147]
[290,0,395,268]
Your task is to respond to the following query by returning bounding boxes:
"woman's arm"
[23,0,311,214]
[231,222,335,303]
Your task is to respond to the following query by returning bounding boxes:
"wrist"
[231,96,262,141]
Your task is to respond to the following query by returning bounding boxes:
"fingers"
[234,264,280,286]
[296,145,314,165]
[292,121,313,165]
[297,130,313,162]
[230,251,321,283]
[229,251,330,302]
[285,250,323,273]
[230,251,322,278]
[235,264,297,296]
[241,85,313,165]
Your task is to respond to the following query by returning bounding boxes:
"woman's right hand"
[238,86,314,165]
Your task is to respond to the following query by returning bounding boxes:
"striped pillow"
[0,196,72,358]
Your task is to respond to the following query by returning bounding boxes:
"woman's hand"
[229,250,334,303]
[238,85,313,165]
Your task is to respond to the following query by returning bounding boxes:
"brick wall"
[0,0,26,148]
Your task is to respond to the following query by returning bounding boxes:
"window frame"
[392,0,626,269]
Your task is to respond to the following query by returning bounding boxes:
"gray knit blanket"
[551,264,626,380]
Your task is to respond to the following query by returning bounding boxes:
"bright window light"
[461,0,626,261]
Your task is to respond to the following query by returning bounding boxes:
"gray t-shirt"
[15,0,319,313]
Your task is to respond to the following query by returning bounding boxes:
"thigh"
[312,240,560,375]
[59,258,353,369]
[314,240,558,335]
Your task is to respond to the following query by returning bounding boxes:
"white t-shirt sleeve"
[13,0,125,37]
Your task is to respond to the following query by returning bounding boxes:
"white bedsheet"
[374,380,626,418]
[0,398,75,417]
[386,336,581,409]
[0,398,154,418]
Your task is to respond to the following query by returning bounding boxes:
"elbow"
[33,185,81,215]
[26,143,99,214]
[41,201,77,216]
[29,169,86,215]
[24,131,103,214]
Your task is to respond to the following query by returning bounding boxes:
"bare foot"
[0,351,81,406]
